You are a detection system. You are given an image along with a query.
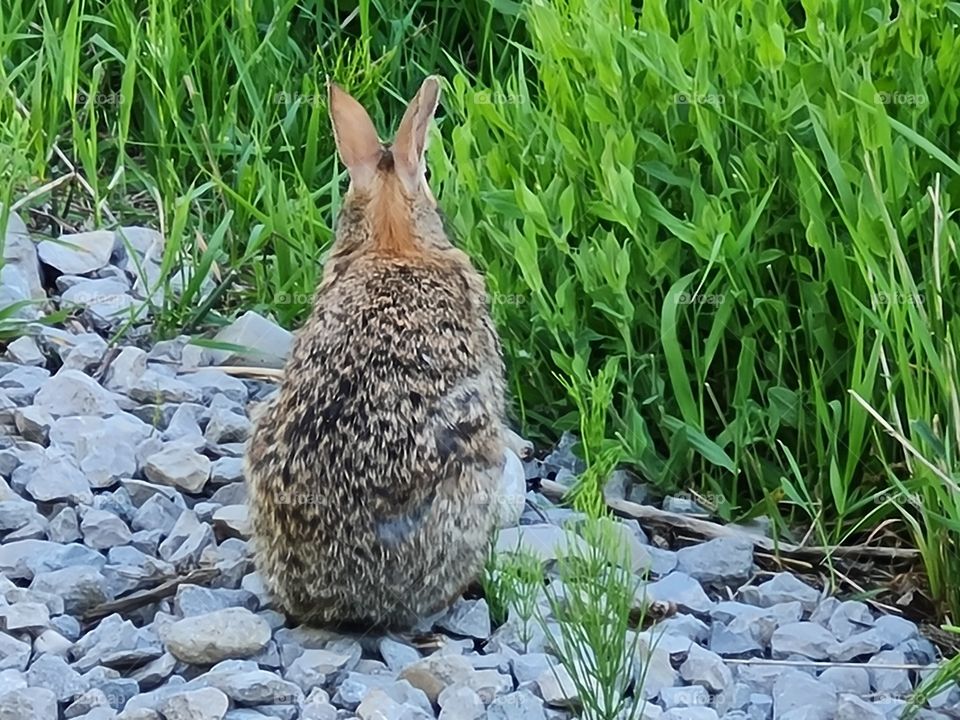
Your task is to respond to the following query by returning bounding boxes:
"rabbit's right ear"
[327,79,382,189]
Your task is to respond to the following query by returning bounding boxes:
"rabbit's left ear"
[391,76,441,193]
[328,79,382,190]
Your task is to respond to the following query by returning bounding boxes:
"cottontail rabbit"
[244,76,507,630]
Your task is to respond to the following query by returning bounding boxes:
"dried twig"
[723,657,932,671]
[538,479,920,561]
[11,172,77,212]
[179,365,283,381]
[80,566,220,625]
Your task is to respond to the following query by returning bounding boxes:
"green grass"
[485,517,651,719]
[3,0,960,630]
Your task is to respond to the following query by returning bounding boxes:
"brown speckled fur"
[244,78,506,630]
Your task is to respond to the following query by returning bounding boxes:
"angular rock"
[209,459,244,487]
[716,601,802,648]
[818,666,870,697]
[0,601,50,632]
[64,687,111,718]
[33,370,123,418]
[62,279,136,332]
[709,622,763,657]
[30,566,110,615]
[132,493,182,534]
[771,622,837,661]
[38,230,116,274]
[634,645,678,700]
[356,688,431,720]
[739,573,821,613]
[829,629,885,662]
[436,598,492,640]
[0,499,44,533]
[836,694,885,720]
[485,689,546,720]
[0,365,50,405]
[642,572,714,615]
[50,414,154,488]
[81,509,133,549]
[661,709,717,720]
[203,408,249,444]
[5,337,44,367]
[873,614,918,647]
[198,665,304,706]
[0,265,42,320]
[772,670,836,720]
[158,511,214,569]
[438,684,485,720]
[0,541,102,586]
[207,311,293,368]
[399,654,475,704]
[173,585,257,618]
[129,370,202,405]
[868,649,912,696]
[49,506,83,543]
[211,504,249,539]
[679,643,733,693]
[103,347,148,395]
[114,226,163,268]
[2,210,44,301]
[536,664,580,707]
[26,654,88,703]
[58,331,109,371]
[20,448,93,505]
[495,523,589,562]
[378,637,421,673]
[181,370,248,404]
[129,652,177,691]
[0,687,58,720]
[144,443,211,493]
[156,687,229,720]
[0,633,31,671]
[14,405,53,443]
[285,648,357,693]
[493,447,526,529]
[660,685,710,708]
[676,537,754,585]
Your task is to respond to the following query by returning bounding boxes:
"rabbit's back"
[246,254,505,628]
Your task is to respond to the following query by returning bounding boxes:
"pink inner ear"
[328,83,382,187]
[391,78,440,192]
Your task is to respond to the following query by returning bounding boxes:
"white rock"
[144,443,211,493]
[160,608,271,664]
[0,266,41,320]
[1,209,44,306]
[114,226,163,266]
[156,687,229,720]
[33,370,123,418]
[38,230,116,274]
[6,336,44,366]
[61,279,137,330]
[211,504,250,538]
[207,311,293,368]
[50,414,155,488]
[493,447,526,528]
[536,664,581,707]
[22,448,93,505]
[438,684,485,720]
[0,687,58,719]
[494,524,589,561]
[103,347,148,394]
